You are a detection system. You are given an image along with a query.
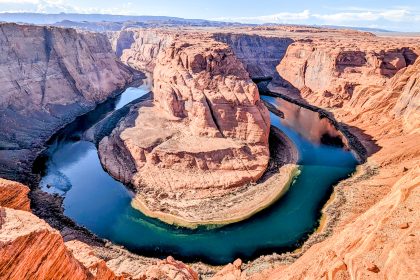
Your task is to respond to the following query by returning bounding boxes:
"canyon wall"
[212,29,420,280]
[213,33,293,85]
[0,23,134,181]
[0,207,93,280]
[256,57,420,280]
[277,37,418,108]
[109,29,174,73]
[1,25,418,279]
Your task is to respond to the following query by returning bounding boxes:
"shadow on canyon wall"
[212,33,296,87]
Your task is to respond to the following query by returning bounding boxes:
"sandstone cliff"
[211,29,420,280]
[109,29,174,73]
[277,36,418,108]
[0,175,198,280]
[0,207,93,280]
[0,23,134,181]
[98,33,285,228]
[213,33,293,85]
[0,178,30,211]
[2,25,419,279]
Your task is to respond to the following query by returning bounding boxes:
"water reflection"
[38,89,358,265]
[262,96,345,147]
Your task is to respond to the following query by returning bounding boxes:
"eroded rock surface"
[0,207,92,280]
[1,24,419,280]
[0,23,134,181]
[0,176,199,280]
[212,28,420,280]
[98,33,293,228]
[0,178,30,211]
[213,33,294,86]
[109,29,174,73]
[277,36,419,108]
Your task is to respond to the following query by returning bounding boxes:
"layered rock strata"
[1,25,419,279]
[0,207,93,280]
[109,29,174,73]
[211,29,420,280]
[98,34,301,228]
[0,23,134,181]
[0,178,30,211]
[277,37,419,108]
[213,33,294,86]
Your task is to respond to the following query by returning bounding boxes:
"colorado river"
[37,85,358,265]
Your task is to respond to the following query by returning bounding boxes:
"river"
[37,84,358,265]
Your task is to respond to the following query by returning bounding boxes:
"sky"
[0,0,419,32]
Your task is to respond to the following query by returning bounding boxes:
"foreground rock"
[0,177,199,280]
[0,23,134,181]
[0,207,92,280]
[0,178,30,211]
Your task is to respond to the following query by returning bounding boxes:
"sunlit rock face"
[277,36,418,108]
[99,32,272,226]
[0,177,199,280]
[0,178,30,211]
[212,28,420,280]
[0,23,134,181]
[0,206,92,280]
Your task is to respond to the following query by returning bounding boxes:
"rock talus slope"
[0,23,134,181]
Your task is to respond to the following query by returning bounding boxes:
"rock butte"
[99,33,304,228]
[0,23,419,279]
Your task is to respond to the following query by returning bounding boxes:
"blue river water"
[39,87,358,265]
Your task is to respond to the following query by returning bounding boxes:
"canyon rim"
[0,2,419,280]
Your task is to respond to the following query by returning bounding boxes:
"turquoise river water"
[38,86,358,265]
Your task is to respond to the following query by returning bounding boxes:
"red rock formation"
[0,178,30,211]
[110,29,174,73]
[142,256,198,280]
[277,37,418,108]
[66,240,124,280]
[0,177,199,280]
[2,25,419,279]
[213,33,294,86]
[0,207,91,280]
[213,31,420,280]
[153,37,270,145]
[99,33,279,227]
